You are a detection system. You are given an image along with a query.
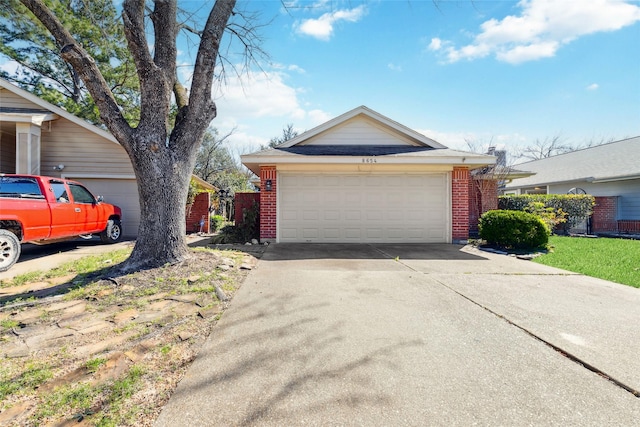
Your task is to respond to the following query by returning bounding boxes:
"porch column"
[452,167,470,242]
[15,123,41,175]
[259,166,277,241]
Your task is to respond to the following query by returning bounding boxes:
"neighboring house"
[504,137,640,234]
[0,78,212,237]
[241,106,495,243]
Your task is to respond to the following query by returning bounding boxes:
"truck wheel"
[100,220,123,244]
[0,229,21,272]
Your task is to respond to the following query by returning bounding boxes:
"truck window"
[0,176,44,199]
[69,184,96,204]
[50,181,70,203]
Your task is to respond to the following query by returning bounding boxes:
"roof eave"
[241,154,494,176]
[0,78,118,144]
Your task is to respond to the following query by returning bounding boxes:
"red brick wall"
[185,192,210,233]
[235,192,260,225]
[618,220,640,234]
[259,166,277,240]
[588,197,640,234]
[452,167,470,241]
[468,178,498,235]
[592,196,618,232]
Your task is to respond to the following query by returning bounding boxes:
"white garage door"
[279,173,450,243]
[76,178,140,238]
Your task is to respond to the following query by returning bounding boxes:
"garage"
[279,172,449,242]
[73,177,140,238]
[241,106,495,244]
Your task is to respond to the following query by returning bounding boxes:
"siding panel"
[304,117,417,146]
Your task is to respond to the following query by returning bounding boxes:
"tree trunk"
[123,139,195,272]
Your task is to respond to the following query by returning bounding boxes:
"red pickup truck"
[0,174,123,272]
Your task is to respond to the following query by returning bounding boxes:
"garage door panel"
[279,173,449,243]
[282,210,298,221]
[387,210,403,221]
[324,210,340,220]
[280,227,298,239]
[324,228,340,239]
[345,210,361,221]
[302,210,319,220]
[343,176,362,186]
[365,228,383,239]
[366,211,384,221]
[302,228,319,238]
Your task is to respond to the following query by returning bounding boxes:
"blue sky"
[2,0,639,161]
[200,0,640,160]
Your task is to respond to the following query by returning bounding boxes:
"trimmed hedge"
[499,194,594,231]
[479,210,549,249]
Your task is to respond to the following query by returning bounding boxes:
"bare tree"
[193,128,237,183]
[518,134,574,161]
[17,0,255,272]
[465,138,512,215]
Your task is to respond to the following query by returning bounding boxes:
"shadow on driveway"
[262,243,488,261]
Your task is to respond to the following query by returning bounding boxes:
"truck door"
[48,180,77,238]
[68,183,103,234]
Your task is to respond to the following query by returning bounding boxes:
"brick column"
[260,166,277,241]
[452,167,470,242]
[592,196,618,232]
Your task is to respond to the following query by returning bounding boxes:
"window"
[0,176,43,199]
[50,181,69,203]
[69,184,96,204]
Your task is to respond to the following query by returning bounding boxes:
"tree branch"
[189,0,236,121]
[19,0,132,147]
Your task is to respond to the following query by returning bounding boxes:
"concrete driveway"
[156,243,640,426]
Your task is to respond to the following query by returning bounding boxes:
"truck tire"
[100,219,123,244]
[0,229,21,272]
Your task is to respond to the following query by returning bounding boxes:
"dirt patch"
[0,244,266,426]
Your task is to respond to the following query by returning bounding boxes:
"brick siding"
[185,192,210,233]
[468,177,498,236]
[259,166,277,240]
[618,220,640,234]
[235,192,260,226]
[592,196,618,232]
[452,167,470,241]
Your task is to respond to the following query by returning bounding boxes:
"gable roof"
[241,106,495,175]
[504,136,640,189]
[279,105,446,149]
[0,78,117,144]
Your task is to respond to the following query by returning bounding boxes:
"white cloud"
[428,38,442,51]
[434,0,640,64]
[586,83,599,91]
[209,68,332,156]
[272,62,306,74]
[387,63,402,72]
[214,70,306,120]
[295,4,367,40]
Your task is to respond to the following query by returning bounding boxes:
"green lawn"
[534,236,640,288]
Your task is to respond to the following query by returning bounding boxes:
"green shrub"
[210,215,225,232]
[499,194,594,232]
[479,210,549,249]
[210,201,259,243]
[523,201,566,232]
